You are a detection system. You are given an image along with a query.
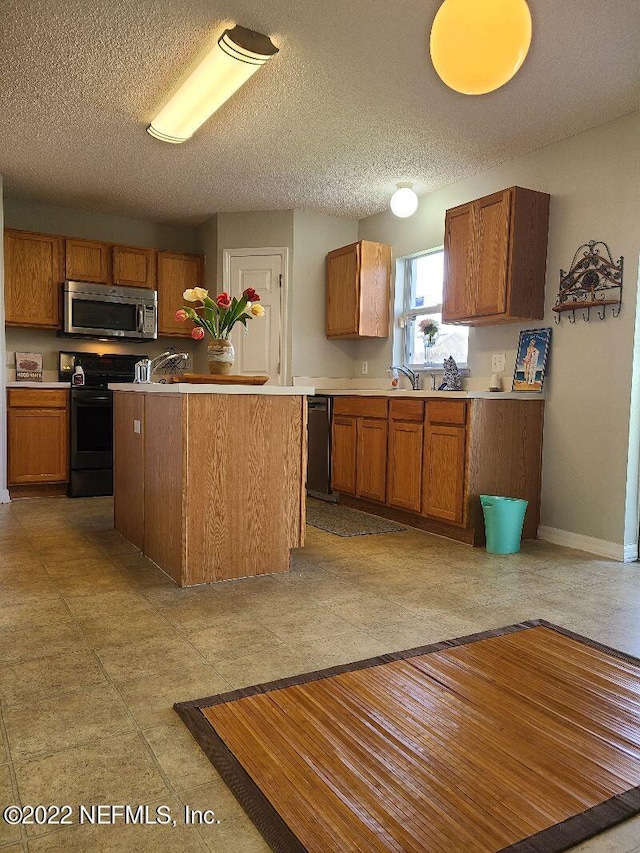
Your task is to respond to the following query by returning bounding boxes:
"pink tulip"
[191,327,205,340]
[175,309,188,322]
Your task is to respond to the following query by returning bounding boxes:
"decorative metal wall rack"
[553,240,623,323]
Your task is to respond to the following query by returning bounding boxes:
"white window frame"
[399,248,468,371]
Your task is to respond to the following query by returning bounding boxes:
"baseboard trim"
[0,489,10,504]
[537,525,636,562]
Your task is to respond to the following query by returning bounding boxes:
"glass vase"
[207,339,235,375]
[423,338,435,365]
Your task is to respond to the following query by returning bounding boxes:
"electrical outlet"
[491,352,506,373]
[361,361,368,375]
[133,420,141,434]
[6,350,15,368]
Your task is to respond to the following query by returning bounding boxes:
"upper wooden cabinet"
[326,240,392,339]
[112,245,157,289]
[4,230,62,328]
[157,251,204,336]
[442,186,550,325]
[65,238,109,283]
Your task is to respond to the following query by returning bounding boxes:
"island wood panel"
[466,399,544,541]
[112,245,156,288]
[113,392,145,550]
[143,394,185,584]
[4,230,62,328]
[65,238,109,283]
[184,394,306,584]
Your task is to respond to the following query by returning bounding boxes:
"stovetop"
[59,351,146,388]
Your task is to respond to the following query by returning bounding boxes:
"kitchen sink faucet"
[134,351,188,383]
[390,365,420,390]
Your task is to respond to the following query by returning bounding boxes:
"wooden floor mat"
[175,620,640,852]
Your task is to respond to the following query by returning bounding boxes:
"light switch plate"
[6,350,15,368]
[491,352,506,373]
[133,420,141,434]
[361,361,368,375]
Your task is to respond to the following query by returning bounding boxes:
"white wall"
[358,111,640,552]
[4,198,201,379]
[292,211,358,378]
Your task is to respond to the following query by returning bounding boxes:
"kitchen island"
[110,384,312,587]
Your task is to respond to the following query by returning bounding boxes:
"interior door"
[226,252,284,383]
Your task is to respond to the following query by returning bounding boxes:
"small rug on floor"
[305,500,405,536]
[176,620,640,853]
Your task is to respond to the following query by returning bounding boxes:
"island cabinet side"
[183,394,307,585]
[113,391,145,550]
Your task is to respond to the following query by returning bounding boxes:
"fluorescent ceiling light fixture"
[147,25,278,144]
[390,183,419,218]
[430,0,531,95]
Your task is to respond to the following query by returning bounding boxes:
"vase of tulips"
[175,286,265,375]
[418,317,439,365]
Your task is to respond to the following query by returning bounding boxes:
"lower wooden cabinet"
[356,418,387,503]
[330,395,544,545]
[422,425,466,523]
[388,420,423,512]
[331,416,357,495]
[7,389,69,485]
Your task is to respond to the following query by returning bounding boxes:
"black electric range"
[59,351,145,497]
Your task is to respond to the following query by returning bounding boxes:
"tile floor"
[0,496,640,852]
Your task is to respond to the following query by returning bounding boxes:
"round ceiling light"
[390,183,419,218]
[430,0,532,95]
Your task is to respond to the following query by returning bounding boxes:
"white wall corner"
[537,525,634,562]
[0,489,10,504]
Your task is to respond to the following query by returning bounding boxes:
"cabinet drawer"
[333,396,388,419]
[8,389,68,409]
[390,399,424,421]
[426,400,466,425]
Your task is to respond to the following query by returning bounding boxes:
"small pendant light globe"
[390,183,419,218]
[430,0,532,95]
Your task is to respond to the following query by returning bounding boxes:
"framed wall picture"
[512,328,551,392]
[15,352,43,382]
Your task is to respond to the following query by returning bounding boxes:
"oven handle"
[74,397,112,404]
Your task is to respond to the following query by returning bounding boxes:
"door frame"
[222,247,289,385]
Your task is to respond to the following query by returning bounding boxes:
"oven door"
[70,389,113,471]
[64,282,157,340]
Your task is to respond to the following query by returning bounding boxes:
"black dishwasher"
[306,395,337,501]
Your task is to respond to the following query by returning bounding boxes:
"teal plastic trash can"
[480,495,528,554]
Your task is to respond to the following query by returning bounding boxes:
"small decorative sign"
[16,352,43,382]
[512,329,551,393]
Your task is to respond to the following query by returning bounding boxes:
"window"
[400,249,469,368]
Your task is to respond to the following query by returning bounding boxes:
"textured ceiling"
[0,0,638,224]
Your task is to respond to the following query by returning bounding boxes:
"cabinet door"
[157,252,204,336]
[65,239,109,283]
[442,204,474,321]
[331,416,357,495]
[8,408,68,484]
[359,241,391,338]
[422,425,466,523]
[4,230,62,328]
[387,420,423,512]
[356,418,387,503]
[472,190,512,317]
[113,246,157,289]
[326,243,359,337]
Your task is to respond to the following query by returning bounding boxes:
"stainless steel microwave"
[62,281,157,340]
